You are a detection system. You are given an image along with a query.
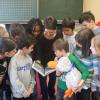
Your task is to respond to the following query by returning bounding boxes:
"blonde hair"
[92,35,100,49]
[0,26,9,37]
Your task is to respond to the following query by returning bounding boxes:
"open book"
[32,61,56,76]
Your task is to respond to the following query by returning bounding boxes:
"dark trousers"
[39,72,56,100]
[56,87,73,100]
[0,89,3,100]
[13,95,33,100]
[92,91,100,100]
[3,85,12,100]
[75,88,91,100]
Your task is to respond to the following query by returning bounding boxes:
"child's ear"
[23,47,28,51]
[90,20,95,24]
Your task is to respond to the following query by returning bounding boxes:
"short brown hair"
[9,23,25,38]
[53,38,69,52]
[62,18,75,30]
[79,11,95,24]
[44,16,57,29]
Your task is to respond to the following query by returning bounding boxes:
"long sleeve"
[29,69,36,89]
[91,56,100,90]
[8,58,28,98]
[69,54,89,80]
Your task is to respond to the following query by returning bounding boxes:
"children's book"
[32,61,56,77]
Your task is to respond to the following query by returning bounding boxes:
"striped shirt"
[91,55,100,92]
[74,50,93,89]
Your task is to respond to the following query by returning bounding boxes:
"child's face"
[54,49,63,58]
[4,48,16,57]
[90,40,100,55]
[63,28,73,36]
[81,20,94,29]
[32,25,41,37]
[23,44,34,55]
[44,29,56,39]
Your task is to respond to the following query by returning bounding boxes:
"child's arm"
[91,56,100,90]
[0,75,4,85]
[69,54,89,81]
[28,69,36,91]
[56,70,62,76]
[69,54,89,92]
[8,58,29,98]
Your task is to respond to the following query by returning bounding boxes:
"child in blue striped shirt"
[90,35,100,100]
[74,28,95,100]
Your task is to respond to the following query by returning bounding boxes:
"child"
[26,18,43,100]
[26,18,43,61]
[52,38,89,100]
[79,11,100,35]
[8,35,36,100]
[26,18,43,39]
[9,23,25,41]
[74,28,95,100]
[0,38,16,100]
[62,18,76,52]
[90,35,100,100]
[36,16,63,100]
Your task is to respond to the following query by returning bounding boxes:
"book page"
[44,67,56,76]
[32,61,45,76]
[32,61,56,76]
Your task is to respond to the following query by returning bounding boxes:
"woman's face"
[32,25,41,37]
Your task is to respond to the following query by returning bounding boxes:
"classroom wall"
[83,0,100,22]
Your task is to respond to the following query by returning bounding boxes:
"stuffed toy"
[48,61,57,69]
[47,55,82,99]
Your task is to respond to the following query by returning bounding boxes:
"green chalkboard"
[39,0,83,20]
[0,0,37,23]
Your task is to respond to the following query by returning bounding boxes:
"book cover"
[32,61,56,76]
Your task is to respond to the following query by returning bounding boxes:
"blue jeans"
[3,85,12,100]
[56,87,73,100]
[32,90,37,100]
[92,91,100,100]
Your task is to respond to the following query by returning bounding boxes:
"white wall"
[83,0,100,22]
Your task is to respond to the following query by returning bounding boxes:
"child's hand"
[27,87,33,97]
[56,70,62,77]
[72,85,82,93]
[0,75,4,85]
[72,79,84,93]
[54,57,58,61]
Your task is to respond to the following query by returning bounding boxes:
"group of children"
[0,11,100,100]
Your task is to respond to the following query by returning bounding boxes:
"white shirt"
[63,32,77,53]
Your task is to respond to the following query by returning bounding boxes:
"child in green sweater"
[52,39,89,100]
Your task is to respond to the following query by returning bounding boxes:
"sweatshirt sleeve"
[29,69,36,90]
[8,58,28,98]
[69,54,89,80]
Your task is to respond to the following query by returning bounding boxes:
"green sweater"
[57,54,89,90]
